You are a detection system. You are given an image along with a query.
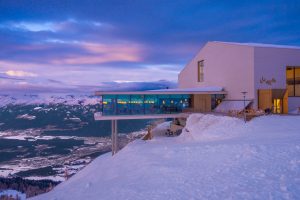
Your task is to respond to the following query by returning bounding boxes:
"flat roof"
[95,87,227,95]
[213,41,300,50]
[94,113,190,120]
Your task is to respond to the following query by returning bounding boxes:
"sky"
[0,0,300,93]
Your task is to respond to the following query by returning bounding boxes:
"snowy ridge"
[180,113,243,141]
[31,114,300,200]
[0,93,101,107]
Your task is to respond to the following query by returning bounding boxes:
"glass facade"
[211,94,225,110]
[101,94,192,116]
[286,67,300,97]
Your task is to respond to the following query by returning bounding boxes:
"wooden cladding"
[258,89,288,114]
[191,94,211,112]
[258,89,272,111]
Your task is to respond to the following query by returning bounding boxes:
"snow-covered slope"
[31,114,300,200]
[0,93,100,107]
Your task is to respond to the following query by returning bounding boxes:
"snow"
[31,114,300,200]
[0,189,26,200]
[214,100,252,113]
[0,93,101,107]
[16,114,37,120]
[289,108,300,115]
[68,117,81,122]
[150,86,223,92]
[214,41,300,50]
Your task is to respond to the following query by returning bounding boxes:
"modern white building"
[179,41,300,114]
[95,41,300,154]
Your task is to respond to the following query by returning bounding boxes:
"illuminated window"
[273,99,281,114]
[198,60,204,82]
[286,67,300,97]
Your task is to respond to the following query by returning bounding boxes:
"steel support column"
[111,120,118,155]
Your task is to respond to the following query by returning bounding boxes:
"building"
[96,41,300,117]
[179,41,300,114]
[95,41,300,155]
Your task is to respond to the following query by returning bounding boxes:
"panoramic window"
[286,67,300,97]
[198,60,204,82]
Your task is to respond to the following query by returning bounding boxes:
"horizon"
[0,0,300,92]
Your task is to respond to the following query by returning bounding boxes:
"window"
[198,60,204,82]
[286,67,300,97]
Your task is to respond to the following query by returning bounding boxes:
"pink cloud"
[5,70,37,77]
[50,42,144,65]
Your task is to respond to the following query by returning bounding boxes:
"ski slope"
[31,114,300,200]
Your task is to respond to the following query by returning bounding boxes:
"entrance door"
[258,89,288,114]
[258,89,272,111]
[273,99,282,114]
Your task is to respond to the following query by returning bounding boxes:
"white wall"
[179,42,255,100]
[289,97,300,112]
[254,47,300,109]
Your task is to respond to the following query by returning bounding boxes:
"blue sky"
[0,0,300,92]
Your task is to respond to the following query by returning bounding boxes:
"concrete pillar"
[111,120,118,155]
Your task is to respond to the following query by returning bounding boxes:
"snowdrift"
[180,114,243,141]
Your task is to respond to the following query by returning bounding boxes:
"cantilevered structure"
[95,87,226,119]
[94,87,227,155]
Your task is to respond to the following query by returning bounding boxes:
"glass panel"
[181,95,190,110]
[211,94,225,110]
[169,95,182,113]
[116,95,130,115]
[144,95,159,114]
[273,99,281,114]
[130,95,144,115]
[286,67,295,96]
[157,95,170,114]
[295,68,300,96]
[102,94,192,115]
[102,95,116,115]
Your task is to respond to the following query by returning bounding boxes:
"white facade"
[178,41,300,111]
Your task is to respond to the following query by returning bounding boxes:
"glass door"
[273,99,282,114]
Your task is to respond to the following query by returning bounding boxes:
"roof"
[214,100,252,113]
[94,113,190,120]
[95,87,227,95]
[212,41,300,50]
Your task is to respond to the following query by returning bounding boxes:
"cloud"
[92,80,177,92]
[5,70,37,77]
[2,19,107,33]
[11,21,58,32]
[50,42,143,65]
[0,77,177,94]
[0,75,24,80]
[0,0,300,94]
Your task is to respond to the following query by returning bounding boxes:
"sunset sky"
[0,0,300,92]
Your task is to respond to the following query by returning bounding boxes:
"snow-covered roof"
[150,86,223,92]
[212,41,300,50]
[95,87,226,95]
[214,100,252,113]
